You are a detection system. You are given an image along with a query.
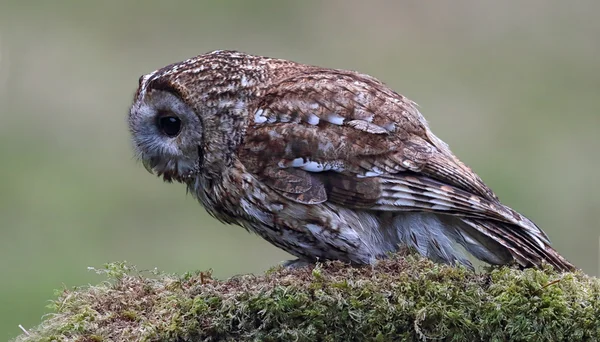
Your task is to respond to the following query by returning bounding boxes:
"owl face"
[128,50,289,183]
[128,78,204,183]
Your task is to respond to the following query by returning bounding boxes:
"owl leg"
[282,258,315,269]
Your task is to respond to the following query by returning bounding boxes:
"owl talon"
[282,259,314,269]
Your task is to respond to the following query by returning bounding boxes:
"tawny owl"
[128,50,574,271]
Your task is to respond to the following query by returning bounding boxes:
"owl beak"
[142,159,155,175]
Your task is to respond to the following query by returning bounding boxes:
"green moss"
[13,252,600,342]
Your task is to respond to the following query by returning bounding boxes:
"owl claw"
[282,259,314,269]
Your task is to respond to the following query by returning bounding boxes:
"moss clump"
[14,252,600,342]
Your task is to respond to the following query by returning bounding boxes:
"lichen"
[13,251,600,342]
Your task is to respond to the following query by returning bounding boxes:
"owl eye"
[157,114,182,137]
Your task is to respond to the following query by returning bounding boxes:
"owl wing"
[239,69,573,271]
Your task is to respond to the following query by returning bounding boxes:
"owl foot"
[282,258,314,269]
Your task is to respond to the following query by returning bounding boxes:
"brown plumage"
[128,50,575,271]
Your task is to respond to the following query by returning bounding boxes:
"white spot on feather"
[358,171,381,178]
[291,158,306,167]
[394,198,416,206]
[254,109,267,124]
[296,160,344,173]
[301,161,325,172]
[402,160,414,168]
[384,191,415,201]
[390,184,412,193]
[307,113,320,125]
[287,158,344,173]
[383,123,396,132]
[325,113,345,125]
[371,167,384,174]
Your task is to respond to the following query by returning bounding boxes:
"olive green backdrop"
[0,1,598,339]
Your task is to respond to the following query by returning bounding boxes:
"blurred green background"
[1,0,598,339]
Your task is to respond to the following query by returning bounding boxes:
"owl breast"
[187,159,398,264]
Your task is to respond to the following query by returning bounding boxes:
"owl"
[128,50,574,271]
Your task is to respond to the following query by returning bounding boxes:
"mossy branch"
[14,251,600,342]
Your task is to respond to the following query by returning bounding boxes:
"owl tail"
[458,217,575,272]
[392,213,575,272]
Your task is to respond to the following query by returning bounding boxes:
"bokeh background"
[1,0,599,339]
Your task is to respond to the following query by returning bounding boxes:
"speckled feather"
[128,50,574,271]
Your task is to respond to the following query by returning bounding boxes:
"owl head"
[128,78,203,182]
[128,50,294,182]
